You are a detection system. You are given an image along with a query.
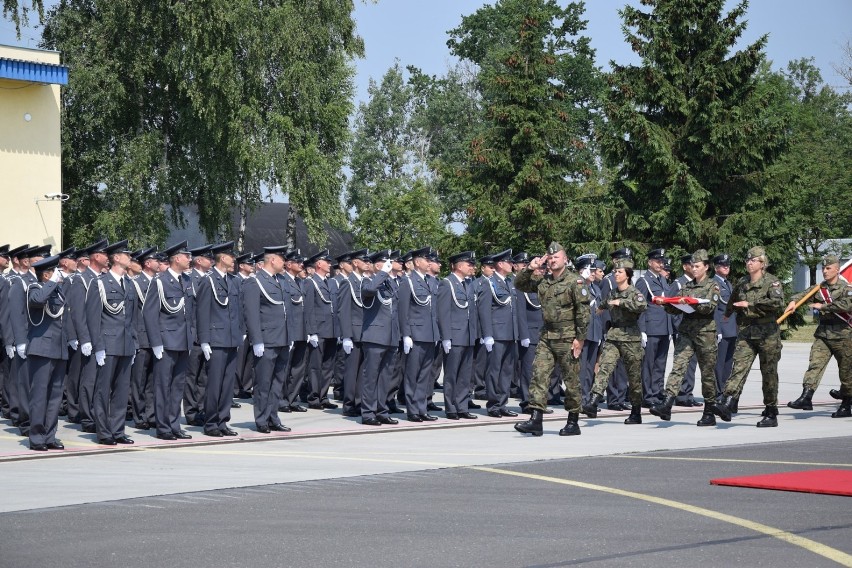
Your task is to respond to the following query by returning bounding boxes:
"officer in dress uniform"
[54,246,78,419]
[425,251,444,412]
[337,249,369,417]
[195,242,242,437]
[242,246,292,433]
[0,243,27,421]
[86,240,138,445]
[471,254,494,407]
[233,252,256,399]
[280,250,309,413]
[359,250,401,426]
[183,244,213,427]
[575,254,603,405]
[598,248,632,411]
[128,247,158,430]
[437,251,479,420]
[0,244,10,418]
[25,255,69,451]
[637,248,673,407]
[304,249,340,410]
[517,255,545,414]
[384,250,406,414]
[142,241,196,440]
[479,249,520,418]
[712,253,737,397]
[398,246,440,422]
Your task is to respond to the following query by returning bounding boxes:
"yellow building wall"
[0,45,63,250]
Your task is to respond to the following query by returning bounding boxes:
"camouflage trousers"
[664,329,718,401]
[803,336,852,397]
[723,329,782,406]
[592,340,643,407]
[528,337,581,413]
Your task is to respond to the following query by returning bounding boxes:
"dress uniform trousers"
[27,355,65,447]
[486,340,516,412]
[641,335,669,405]
[153,349,189,436]
[342,342,363,414]
[253,346,289,429]
[404,340,435,416]
[308,337,337,406]
[443,344,473,414]
[130,347,155,425]
[93,355,133,441]
[283,340,308,407]
[205,347,237,432]
[183,344,207,423]
[360,342,395,421]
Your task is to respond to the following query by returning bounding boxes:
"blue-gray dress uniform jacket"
[85,272,138,357]
[359,271,400,420]
[131,273,153,349]
[304,274,339,340]
[196,269,243,349]
[242,269,288,348]
[398,271,439,342]
[636,270,673,404]
[437,273,478,414]
[478,273,518,341]
[142,270,195,351]
[713,274,737,338]
[338,273,364,342]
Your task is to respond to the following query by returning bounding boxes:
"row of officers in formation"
[0,238,848,450]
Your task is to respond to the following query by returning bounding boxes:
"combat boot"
[829,389,842,400]
[650,395,675,421]
[558,412,581,436]
[624,405,641,425]
[712,399,732,422]
[696,408,716,426]
[514,409,544,436]
[787,388,814,410]
[729,396,739,414]
[831,397,851,418]
[581,393,603,419]
[756,406,778,427]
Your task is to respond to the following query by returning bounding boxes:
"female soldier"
[581,258,647,424]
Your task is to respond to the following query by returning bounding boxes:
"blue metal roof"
[0,57,68,85]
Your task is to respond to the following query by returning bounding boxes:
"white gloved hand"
[641,332,647,348]
[95,350,106,366]
[5,345,15,359]
[380,260,392,274]
[253,343,265,358]
[403,336,413,354]
[49,269,63,283]
[289,342,294,352]
[242,334,247,342]
[342,338,353,355]
[81,342,93,356]
[307,334,319,348]
[479,338,485,345]
[716,333,722,345]
[152,345,164,360]
[201,343,212,361]
[484,336,494,352]
[442,339,452,354]
[68,339,79,351]
[520,338,530,348]
[16,343,27,360]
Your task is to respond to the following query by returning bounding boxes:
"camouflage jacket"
[599,284,646,342]
[725,272,785,324]
[663,275,718,334]
[515,267,590,341]
[792,276,852,339]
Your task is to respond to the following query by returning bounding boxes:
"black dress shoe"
[235,390,253,399]
[342,409,361,417]
[156,432,177,440]
[427,402,441,411]
[500,408,518,417]
[308,403,324,410]
[220,427,238,436]
[256,425,271,433]
[468,401,482,409]
[174,431,192,439]
[419,414,438,421]
[376,415,398,425]
[407,414,423,422]
[361,417,382,426]
[204,429,224,437]
[458,412,478,420]
[231,401,242,408]
[30,443,48,451]
[322,401,339,409]
[187,418,206,427]
[445,413,459,420]
[387,405,404,414]
[115,436,135,445]
[134,422,151,430]
[487,410,502,418]
[81,424,96,433]
[290,404,308,412]
[269,423,291,432]
[279,405,292,413]
[46,440,65,450]
[98,438,117,445]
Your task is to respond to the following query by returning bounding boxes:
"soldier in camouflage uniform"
[717,246,785,426]
[785,254,852,418]
[513,242,590,437]
[581,259,647,424]
[650,250,731,426]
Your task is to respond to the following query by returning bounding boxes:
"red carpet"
[710,469,852,496]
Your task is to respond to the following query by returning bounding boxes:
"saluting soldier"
[304,249,340,410]
[242,246,292,433]
[359,250,400,425]
[636,248,673,408]
[195,242,242,437]
[437,251,479,420]
[398,246,440,422]
[514,242,590,436]
[25,254,69,451]
[651,250,730,426]
[575,254,602,405]
[712,253,737,397]
[717,246,785,426]
[128,247,158,430]
[280,250,309,413]
[337,249,369,417]
[183,244,213,427]
[86,240,138,445]
[785,253,852,418]
[142,241,196,440]
[384,250,407,414]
